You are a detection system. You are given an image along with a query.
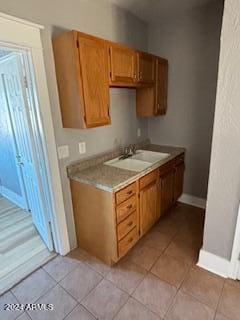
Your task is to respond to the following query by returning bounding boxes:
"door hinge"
[76,40,79,48]
[24,76,28,88]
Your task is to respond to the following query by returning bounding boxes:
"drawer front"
[116,195,136,224]
[115,182,137,205]
[139,169,158,190]
[118,227,138,257]
[117,211,137,241]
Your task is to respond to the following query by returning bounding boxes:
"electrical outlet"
[137,128,141,138]
[79,142,86,154]
[57,145,69,159]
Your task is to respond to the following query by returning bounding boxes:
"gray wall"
[0,0,148,248]
[203,0,240,260]
[147,1,223,199]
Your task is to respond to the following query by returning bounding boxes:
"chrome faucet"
[129,144,137,155]
[119,144,137,160]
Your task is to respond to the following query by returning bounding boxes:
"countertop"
[68,144,185,193]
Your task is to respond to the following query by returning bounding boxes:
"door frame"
[228,203,240,279]
[0,12,70,255]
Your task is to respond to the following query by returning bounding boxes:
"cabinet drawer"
[115,182,137,205]
[116,195,136,224]
[117,211,137,241]
[118,227,138,257]
[139,169,158,190]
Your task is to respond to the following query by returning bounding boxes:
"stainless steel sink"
[104,150,170,172]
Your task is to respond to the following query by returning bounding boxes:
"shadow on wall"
[148,0,224,199]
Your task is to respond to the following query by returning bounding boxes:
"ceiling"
[108,0,214,23]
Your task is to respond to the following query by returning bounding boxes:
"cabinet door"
[174,162,185,202]
[160,169,174,215]
[155,58,168,115]
[109,43,137,86]
[156,179,161,220]
[137,52,156,84]
[140,181,158,236]
[78,35,110,127]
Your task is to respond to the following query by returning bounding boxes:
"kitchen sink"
[104,150,170,172]
[105,158,151,172]
[132,150,170,163]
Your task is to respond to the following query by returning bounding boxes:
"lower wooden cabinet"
[160,169,175,215]
[70,154,185,266]
[160,157,185,216]
[139,170,158,236]
[174,162,185,202]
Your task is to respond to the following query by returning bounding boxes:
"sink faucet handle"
[132,144,137,154]
[129,144,136,155]
[124,146,130,155]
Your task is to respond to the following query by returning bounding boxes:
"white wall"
[147,1,223,199]
[203,0,240,260]
[0,0,148,248]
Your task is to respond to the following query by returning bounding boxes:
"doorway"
[0,46,56,294]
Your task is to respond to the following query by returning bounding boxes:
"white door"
[0,53,53,250]
[0,73,28,209]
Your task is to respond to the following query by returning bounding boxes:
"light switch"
[57,145,69,159]
[79,142,86,154]
[137,128,141,138]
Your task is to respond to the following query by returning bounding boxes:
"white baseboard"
[0,186,25,209]
[197,249,230,278]
[179,193,206,209]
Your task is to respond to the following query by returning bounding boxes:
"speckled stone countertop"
[68,143,185,193]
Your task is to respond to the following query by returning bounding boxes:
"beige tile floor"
[0,203,240,320]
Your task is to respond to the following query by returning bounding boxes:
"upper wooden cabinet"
[136,57,168,117]
[155,58,168,115]
[52,30,169,128]
[53,31,110,129]
[109,43,137,87]
[137,52,156,84]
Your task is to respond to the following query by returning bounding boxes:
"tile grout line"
[213,279,226,320]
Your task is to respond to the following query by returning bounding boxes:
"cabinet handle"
[139,71,142,80]
[127,204,133,210]
[127,221,133,227]
[127,190,133,196]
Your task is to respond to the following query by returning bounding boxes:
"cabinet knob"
[127,190,133,196]
[127,204,133,210]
